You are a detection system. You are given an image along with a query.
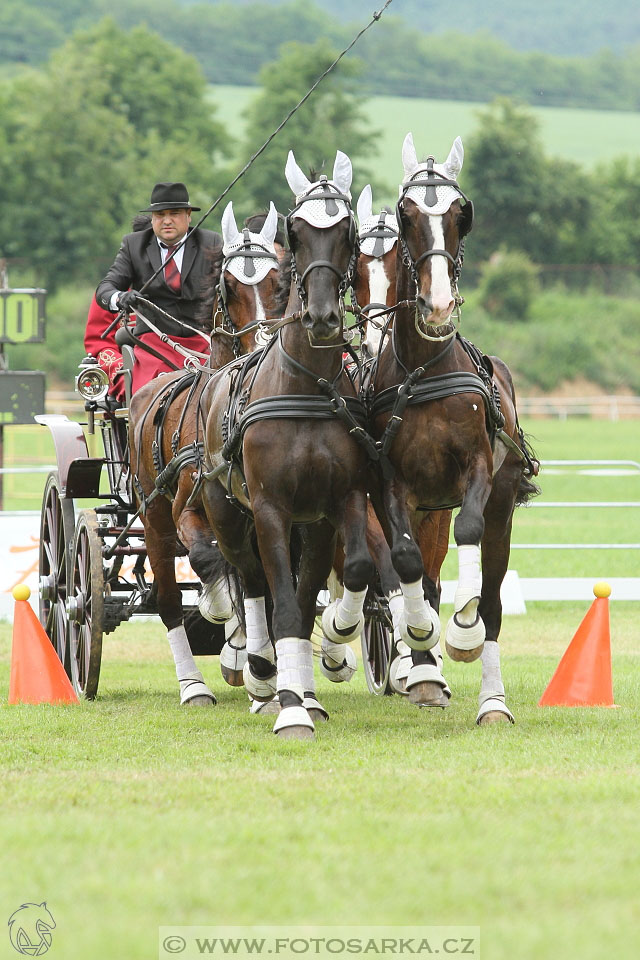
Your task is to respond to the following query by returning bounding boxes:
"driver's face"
[151,208,191,244]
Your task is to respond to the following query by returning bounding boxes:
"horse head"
[285,150,357,341]
[216,200,281,354]
[354,184,399,358]
[397,133,474,330]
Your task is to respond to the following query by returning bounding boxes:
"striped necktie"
[163,244,181,293]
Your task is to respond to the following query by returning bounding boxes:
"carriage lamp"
[76,355,109,402]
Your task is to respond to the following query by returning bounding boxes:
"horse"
[319,184,453,703]
[127,203,282,706]
[369,133,539,724]
[200,150,439,739]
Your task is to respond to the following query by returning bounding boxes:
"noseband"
[286,177,359,316]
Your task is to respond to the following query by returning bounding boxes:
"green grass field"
[1,605,638,960]
[209,85,640,204]
[1,418,639,959]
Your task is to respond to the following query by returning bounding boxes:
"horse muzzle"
[302,309,342,342]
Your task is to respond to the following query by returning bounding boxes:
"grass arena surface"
[1,605,639,960]
[1,420,638,957]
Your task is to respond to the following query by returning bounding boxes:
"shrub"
[478,249,540,320]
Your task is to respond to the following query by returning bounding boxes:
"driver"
[95,181,222,395]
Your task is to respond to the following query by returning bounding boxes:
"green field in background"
[209,85,640,204]
[2,417,638,580]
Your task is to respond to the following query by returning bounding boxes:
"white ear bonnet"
[400,133,465,216]
[221,201,279,285]
[285,150,353,229]
[356,184,398,258]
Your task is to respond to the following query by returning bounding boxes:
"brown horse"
[127,203,282,705]
[201,150,414,739]
[319,185,452,702]
[370,134,538,724]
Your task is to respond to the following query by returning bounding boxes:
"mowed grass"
[1,604,639,960]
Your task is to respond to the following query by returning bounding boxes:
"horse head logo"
[8,903,56,956]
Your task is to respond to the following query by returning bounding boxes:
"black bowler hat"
[140,182,201,212]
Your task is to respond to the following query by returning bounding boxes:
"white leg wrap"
[446,544,485,652]
[398,579,439,650]
[242,640,276,701]
[198,577,234,624]
[169,625,216,704]
[244,597,270,656]
[476,641,514,723]
[168,624,198,681]
[220,617,248,674]
[321,587,366,643]
[275,637,311,703]
[388,591,403,641]
[319,638,357,683]
[453,544,482,624]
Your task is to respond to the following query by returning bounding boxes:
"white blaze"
[426,214,454,320]
[363,259,391,356]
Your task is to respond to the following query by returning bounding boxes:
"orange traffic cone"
[538,581,616,707]
[8,585,79,705]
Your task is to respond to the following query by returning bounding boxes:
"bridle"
[285,177,359,321]
[212,229,279,357]
[396,158,474,340]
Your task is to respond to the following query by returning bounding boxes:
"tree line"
[2,0,640,111]
[1,18,639,390]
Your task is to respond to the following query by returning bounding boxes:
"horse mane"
[197,243,224,331]
[274,250,293,316]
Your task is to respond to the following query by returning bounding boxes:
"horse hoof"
[408,681,448,708]
[220,666,244,687]
[276,725,315,741]
[182,694,216,707]
[478,710,512,725]
[251,698,281,716]
[445,639,484,662]
[307,708,328,724]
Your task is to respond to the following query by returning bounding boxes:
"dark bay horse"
[201,150,409,739]
[320,184,452,703]
[370,134,539,724]
[127,203,282,705]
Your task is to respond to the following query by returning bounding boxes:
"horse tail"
[515,429,541,505]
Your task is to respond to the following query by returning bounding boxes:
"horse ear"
[221,201,242,248]
[402,132,419,180]
[260,202,279,246]
[356,185,373,224]
[285,150,311,198]
[444,137,464,180]
[333,151,353,195]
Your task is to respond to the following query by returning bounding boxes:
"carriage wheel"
[67,510,104,699]
[38,472,75,676]
[361,591,394,696]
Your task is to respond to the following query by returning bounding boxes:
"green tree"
[0,18,233,289]
[236,39,383,214]
[463,98,592,264]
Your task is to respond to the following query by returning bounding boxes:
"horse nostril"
[416,294,433,316]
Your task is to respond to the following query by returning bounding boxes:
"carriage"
[36,347,395,701]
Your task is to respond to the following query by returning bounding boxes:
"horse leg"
[172,469,247,686]
[445,463,492,663]
[144,502,215,706]
[405,510,453,707]
[475,477,519,725]
[250,502,315,740]
[375,477,439,652]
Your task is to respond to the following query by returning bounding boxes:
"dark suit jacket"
[96,226,222,337]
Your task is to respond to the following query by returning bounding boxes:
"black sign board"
[0,289,46,343]
[0,371,46,424]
